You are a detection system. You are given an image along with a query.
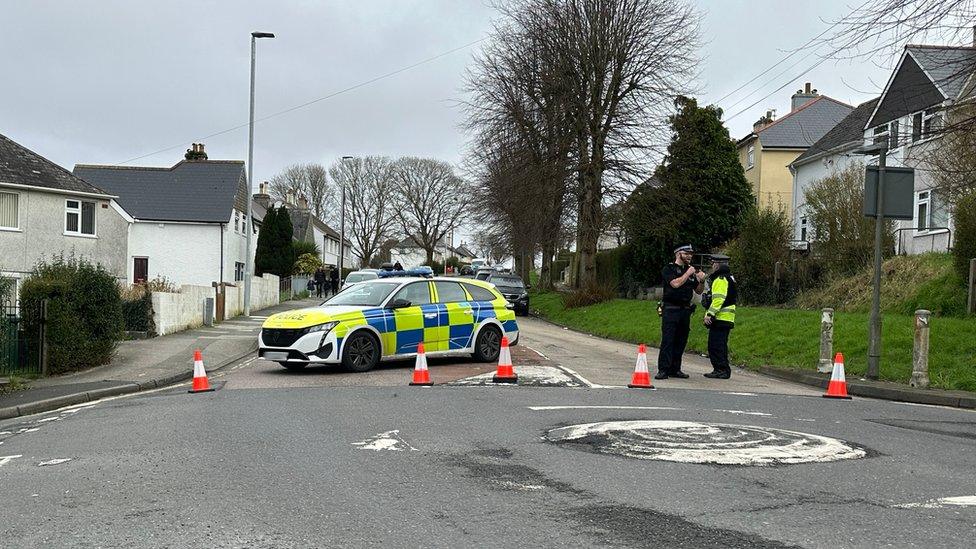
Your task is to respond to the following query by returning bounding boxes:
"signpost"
[854,145,914,380]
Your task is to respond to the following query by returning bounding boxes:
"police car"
[258,275,519,372]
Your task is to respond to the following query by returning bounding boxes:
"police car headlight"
[304,321,339,335]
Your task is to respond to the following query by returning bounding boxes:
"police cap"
[709,253,730,262]
[673,244,694,254]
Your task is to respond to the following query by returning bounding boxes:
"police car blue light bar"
[376,266,434,279]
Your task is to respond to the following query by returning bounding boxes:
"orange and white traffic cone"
[492,336,518,384]
[628,343,654,389]
[409,342,433,386]
[823,352,852,399]
[188,349,214,393]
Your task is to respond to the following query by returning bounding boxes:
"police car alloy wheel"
[342,331,380,373]
[473,325,502,363]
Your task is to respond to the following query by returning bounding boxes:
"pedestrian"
[314,266,327,298]
[305,276,316,296]
[330,266,340,295]
[703,253,737,379]
[393,261,404,271]
[655,244,705,380]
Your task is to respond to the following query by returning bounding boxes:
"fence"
[0,300,44,377]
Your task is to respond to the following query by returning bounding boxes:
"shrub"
[952,191,976,282]
[294,252,323,275]
[145,275,178,293]
[292,240,320,258]
[20,255,124,374]
[727,208,792,305]
[121,286,154,333]
[563,281,618,309]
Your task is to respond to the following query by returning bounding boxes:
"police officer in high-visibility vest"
[655,244,705,380]
[703,253,737,379]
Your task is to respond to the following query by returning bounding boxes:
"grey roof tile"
[73,160,246,223]
[908,45,976,100]
[756,96,854,149]
[0,132,110,195]
[793,97,879,166]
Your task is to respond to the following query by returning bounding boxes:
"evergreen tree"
[274,206,296,278]
[254,205,277,276]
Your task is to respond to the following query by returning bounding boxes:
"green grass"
[531,291,976,392]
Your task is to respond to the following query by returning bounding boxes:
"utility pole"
[866,148,886,380]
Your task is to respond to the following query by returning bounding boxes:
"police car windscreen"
[325,281,400,306]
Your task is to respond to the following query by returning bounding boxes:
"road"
[1,316,974,548]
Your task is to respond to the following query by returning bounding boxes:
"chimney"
[752,108,777,132]
[285,190,295,205]
[791,82,820,111]
[298,195,309,210]
[253,181,271,210]
[184,142,208,161]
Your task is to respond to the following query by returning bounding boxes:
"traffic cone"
[409,342,433,386]
[188,349,214,393]
[628,343,654,389]
[823,352,852,399]
[492,336,518,383]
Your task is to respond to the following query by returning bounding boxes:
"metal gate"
[0,300,43,376]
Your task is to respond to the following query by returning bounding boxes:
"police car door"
[388,281,436,355]
[433,280,474,351]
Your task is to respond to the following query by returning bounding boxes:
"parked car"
[259,277,520,372]
[486,273,529,316]
[342,270,379,289]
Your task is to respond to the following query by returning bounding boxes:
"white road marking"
[546,420,866,466]
[794,418,816,422]
[450,365,583,387]
[714,410,773,417]
[38,458,72,466]
[36,417,60,423]
[0,455,22,468]
[525,345,550,360]
[895,496,976,509]
[724,392,757,396]
[529,405,684,411]
[0,431,10,436]
[352,430,418,452]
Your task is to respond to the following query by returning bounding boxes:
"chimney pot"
[805,82,812,93]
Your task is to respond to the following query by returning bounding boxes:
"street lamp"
[244,31,275,317]
[853,141,888,380]
[339,155,354,277]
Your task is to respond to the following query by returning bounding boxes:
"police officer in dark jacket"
[703,253,737,379]
[656,244,705,380]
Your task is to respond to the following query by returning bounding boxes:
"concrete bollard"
[911,309,930,389]
[818,308,834,373]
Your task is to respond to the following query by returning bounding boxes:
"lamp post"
[244,31,275,317]
[854,142,888,380]
[339,155,354,277]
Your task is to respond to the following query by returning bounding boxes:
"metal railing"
[895,226,952,254]
[1,299,43,376]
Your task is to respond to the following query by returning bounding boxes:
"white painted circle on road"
[546,420,866,466]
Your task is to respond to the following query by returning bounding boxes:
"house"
[452,243,476,265]
[789,97,881,246]
[737,84,854,215]
[859,44,976,254]
[74,145,259,286]
[390,235,450,268]
[253,184,352,268]
[0,132,129,300]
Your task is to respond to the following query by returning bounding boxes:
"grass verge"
[531,291,976,392]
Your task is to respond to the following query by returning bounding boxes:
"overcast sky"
[3,1,909,193]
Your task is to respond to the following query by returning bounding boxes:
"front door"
[133,257,148,284]
[388,281,435,354]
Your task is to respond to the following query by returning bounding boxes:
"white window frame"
[799,216,808,242]
[746,145,755,169]
[0,190,20,231]
[915,191,931,233]
[234,211,240,233]
[64,199,96,237]
[888,120,900,149]
[911,111,923,142]
[922,107,943,138]
[872,125,889,147]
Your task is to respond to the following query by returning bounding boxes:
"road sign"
[863,166,914,219]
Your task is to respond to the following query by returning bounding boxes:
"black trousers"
[707,324,732,375]
[657,306,692,374]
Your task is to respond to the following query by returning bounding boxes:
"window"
[916,191,930,231]
[912,112,923,142]
[133,258,149,284]
[65,199,95,236]
[391,281,431,306]
[872,125,889,146]
[0,191,18,229]
[235,262,245,281]
[799,217,808,242]
[434,281,468,303]
[463,283,498,302]
[889,120,900,149]
[234,212,240,233]
[922,108,943,137]
[746,145,755,169]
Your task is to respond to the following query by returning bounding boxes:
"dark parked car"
[487,273,529,316]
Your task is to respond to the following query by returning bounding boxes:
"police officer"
[703,253,737,379]
[656,244,705,380]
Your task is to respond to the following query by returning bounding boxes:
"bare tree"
[391,158,467,264]
[329,156,399,268]
[467,0,699,288]
[268,163,335,221]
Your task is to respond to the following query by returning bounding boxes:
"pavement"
[0,298,320,420]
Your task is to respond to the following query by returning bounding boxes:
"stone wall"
[151,274,280,336]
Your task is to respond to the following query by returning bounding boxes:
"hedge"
[122,289,154,333]
[20,256,123,374]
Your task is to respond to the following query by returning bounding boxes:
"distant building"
[737,84,854,216]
